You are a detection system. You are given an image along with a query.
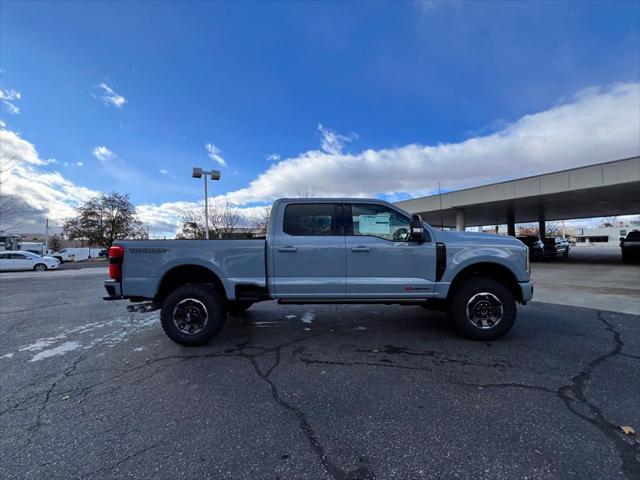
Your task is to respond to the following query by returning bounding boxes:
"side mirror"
[409,214,426,244]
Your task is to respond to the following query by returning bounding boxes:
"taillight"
[109,245,125,281]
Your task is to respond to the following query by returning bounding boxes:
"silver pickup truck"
[104,198,533,345]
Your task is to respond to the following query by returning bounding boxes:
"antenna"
[438,182,444,231]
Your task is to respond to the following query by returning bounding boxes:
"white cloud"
[215,82,639,206]
[205,143,227,167]
[2,82,638,237]
[0,88,21,115]
[159,169,169,175]
[92,146,116,162]
[318,123,357,155]
[0,129,50,165]
[76,162,84,167]
[266,153,281,162]
[97,82,126,109]
[1,127,98,231]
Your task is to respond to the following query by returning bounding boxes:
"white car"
[0,251,61,271]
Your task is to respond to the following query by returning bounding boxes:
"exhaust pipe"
[126,303,160,313]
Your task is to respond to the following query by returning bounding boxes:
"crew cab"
[104,198,533,345]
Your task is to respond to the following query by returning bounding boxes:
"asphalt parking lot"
[1,257,639,479]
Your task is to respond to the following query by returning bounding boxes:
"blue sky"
[1,1,639,234]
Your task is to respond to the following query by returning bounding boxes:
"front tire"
[34,263,47,271]
[160,284,226,346]
[448,277,516,341]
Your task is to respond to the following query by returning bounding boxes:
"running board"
[277,299,430,306]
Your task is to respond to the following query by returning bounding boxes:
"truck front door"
[272,202,346,298]
[345,203,436,298]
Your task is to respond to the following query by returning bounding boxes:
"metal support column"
[455,209,465,232]
[507,211,515,237]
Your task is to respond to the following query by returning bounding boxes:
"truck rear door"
[271,202,346,298]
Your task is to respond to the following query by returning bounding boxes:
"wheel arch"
[155,264,227,302]
[448,262,522,303]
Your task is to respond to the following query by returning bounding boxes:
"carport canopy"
[395,156,640,230]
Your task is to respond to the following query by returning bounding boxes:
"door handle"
[351,246,370,252]
[278,246,298,252]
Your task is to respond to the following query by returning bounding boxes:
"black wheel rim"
[172,298,208,334]
[465,292,503,330]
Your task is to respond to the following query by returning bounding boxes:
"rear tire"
[160,284,226,346]
[227,300,253,316]
[563,248,569,258]
[448,277,516,341]
[34,263,47,271]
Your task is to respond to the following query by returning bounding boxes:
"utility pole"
[192,167,221,240]
[44,217,49,254]
[204,173,209,239]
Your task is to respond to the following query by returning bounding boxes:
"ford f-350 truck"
[104,198,533,345]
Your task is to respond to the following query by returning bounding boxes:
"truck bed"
[118,239,267,300]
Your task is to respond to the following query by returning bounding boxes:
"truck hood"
[432,229,524,247]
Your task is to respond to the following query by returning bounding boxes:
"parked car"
[516,236,544,260]
[104,198,533,344]
[620,231,640,262]
[543,237,570,258]
[0,251,60,271]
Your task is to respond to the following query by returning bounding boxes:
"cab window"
[351,204,411,242]
[283,204,341,236]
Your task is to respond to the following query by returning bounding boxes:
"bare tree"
[517,224,538,236]
[251,206,271,236]
[296,187,316,198]
[176,207,206,239]
[545,221,561,237]
[49,234,63,252]
[176,201,241,239]
[210,200,240,239]
[0,156,23,231]
[600,216,618,228]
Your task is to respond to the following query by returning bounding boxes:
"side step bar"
[278,298,432,306]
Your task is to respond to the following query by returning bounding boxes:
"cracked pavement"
[1,270,639,479]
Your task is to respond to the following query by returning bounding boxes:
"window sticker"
[356,213,391,235]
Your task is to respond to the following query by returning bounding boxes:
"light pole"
[192,167,221,240]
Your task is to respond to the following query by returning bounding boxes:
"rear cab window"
[283,203,342,236]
